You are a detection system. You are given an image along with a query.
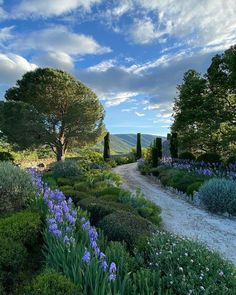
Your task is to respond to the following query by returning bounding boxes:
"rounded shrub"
[0,210,41,248]
[73,181,89,192]
[0,151,14,162]
[227,155,236,165]
[56,177,74,186]
[99,211,156,249]
[99,194,119,203]
[97,186,128,197]
[178,152,195,160]
[186,181,203,196]
[197,153,221,163]
[198,178,236,215]
[53,160,81,177]
[22,270,81,295]
[79,197,134,225]
[0,237,27,291]
[0,162,36,214]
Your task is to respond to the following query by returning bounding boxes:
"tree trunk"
[56,144,66,161]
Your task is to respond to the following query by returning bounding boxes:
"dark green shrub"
[22,270,81,295]
[197,152,221,163]
[0,211,41,248]
[179,152,195,160]
[0,151,14,162]
[79,197,134,225]
[99,194,119,203]
[0,237,27,291]
[53,160,81,177]
[60,189,88,205]
[198,178,236,215]
[227,155,236,164]
[99,211,156,249]
[0,162,36,214]
[73,181,89,192]
[97,186,129,197]
[151,146,158,167]
[170,132,178,158]
[149,167,160,176]
[186,181,203,196]
[57,177,74,186]
[59,185,74,191]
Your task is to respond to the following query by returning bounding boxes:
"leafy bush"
[0,151,14,162]
[79,197,134,225]
[197,153,221,163]
[227,155,236,164]
[179,152,195,160]
[0,237,27,291]
[97,186,128,197]
[0,162,36,214]
[57,177,74,186]
[146,231,236,295]
[0,210,41,248]
[73,181,89,192]
[99,194,120,203]
[53,160,81,177]
[22,270,81,295]
[198,178,236,215]
[186,181,203,196]
[118,190,162,226]
[99,211,156,249]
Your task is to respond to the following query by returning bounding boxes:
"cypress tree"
[155,137,162,159]
[136,133,142,159]
[103,132,110,161]
[170,132,178,158]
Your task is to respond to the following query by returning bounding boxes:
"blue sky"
[0,1,236,136]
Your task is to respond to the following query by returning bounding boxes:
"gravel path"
[114,163,236,265]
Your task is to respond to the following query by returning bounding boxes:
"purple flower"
[89,227,98,242]
[63,235,70,244]
[82,249,91,264]
[101,259,108,271]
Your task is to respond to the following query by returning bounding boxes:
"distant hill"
[97,134,167,155]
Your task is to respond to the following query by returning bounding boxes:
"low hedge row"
[156,167,208,195]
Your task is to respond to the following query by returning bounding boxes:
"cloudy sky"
[0,1,236,135]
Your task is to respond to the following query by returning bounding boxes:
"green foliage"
[2,68,105,161]
[0,210,41,248]
[53,160,81,177]
[56,176,74,186]
[197,153,221,163]
[169,132,178,158]
[0,161,36,214]
[186,181,203,196]
[103,132,111,160]
[198,178,236,215]
[79,197,134,225]
[157,167,208,193]
[73,181,90,192]
[99,211,156,249]
[97,186,128,197]
[0,151,14,161]
[179,152,195,160]
[113,154,136,165]
[172,46,236,155]
[22,270,81,295]
[118,190,162,226]
[146,231,236,295]
[155,137,162,159]
[227,155,236,164]
[151,146,158,167]
[99,194,120,202]
[0,237,27,292]
[136,133,142,159]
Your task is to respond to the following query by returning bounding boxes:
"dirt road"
[114,163,236,265]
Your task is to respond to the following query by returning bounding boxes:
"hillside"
[97,134,166,155]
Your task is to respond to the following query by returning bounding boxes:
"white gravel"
[114,163,236,265]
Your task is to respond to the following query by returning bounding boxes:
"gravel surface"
[114,163,236,265]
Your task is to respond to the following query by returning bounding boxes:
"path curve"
[114,163,236,265]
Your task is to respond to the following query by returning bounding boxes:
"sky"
[0,1,236,136]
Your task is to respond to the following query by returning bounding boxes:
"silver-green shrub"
[0,162,36,214]
[198,178,236,215]
[53,160,81,177]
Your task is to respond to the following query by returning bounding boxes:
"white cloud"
[129,17,165,44]
[12,26,111,56]
[0,53,37,84]
[13,0,102,17]
[102,92,138,107]
[121,106,138,112]
[32,51,74,71]
[135,111,145,117]
[88,59,116,72]
[0,26,14,42]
